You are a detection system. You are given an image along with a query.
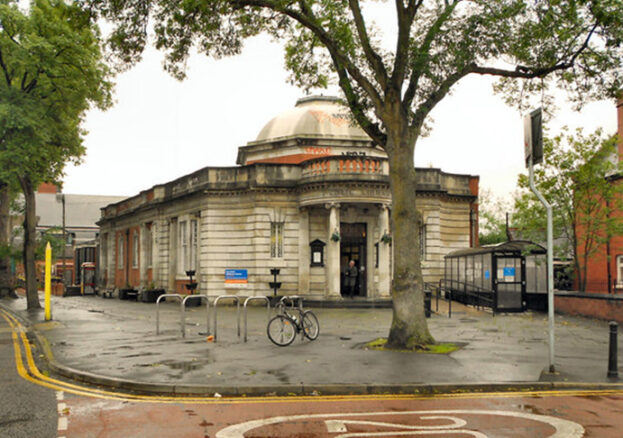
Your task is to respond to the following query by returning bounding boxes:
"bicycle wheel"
[267,315,297,346]
[302,310,319,340]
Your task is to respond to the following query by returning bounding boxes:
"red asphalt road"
[59,391,623,437]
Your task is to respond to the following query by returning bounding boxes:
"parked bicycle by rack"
[267,296,319,346]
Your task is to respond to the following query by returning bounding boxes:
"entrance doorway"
[340,222,366,297]
[493,256,525,311]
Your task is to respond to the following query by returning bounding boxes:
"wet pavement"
[1,293,622,396]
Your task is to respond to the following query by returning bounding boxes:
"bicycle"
[267,296,319,346]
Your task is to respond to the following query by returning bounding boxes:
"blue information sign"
[503,267,516,277]
[225,269,248,287]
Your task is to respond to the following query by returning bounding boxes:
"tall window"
[144,223,153,268]
[132,231,139,268]
[189,219,198,271]
[179,221,188,272]
[270,222,284,258]
[117,234,124,268]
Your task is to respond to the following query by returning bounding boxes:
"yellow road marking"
[2,307,623,405]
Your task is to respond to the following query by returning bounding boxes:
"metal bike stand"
[213,295,241,342]
[243,296,271,342]
[156,294,183,335]
[181,294,210,338]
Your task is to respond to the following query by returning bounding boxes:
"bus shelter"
[443,240,548,312]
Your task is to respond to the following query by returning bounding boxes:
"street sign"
[524,108,543,167]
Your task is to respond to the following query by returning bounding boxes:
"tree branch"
[347,0,388,90]
[471,22,599,80]
[403,0,460,108]
[410,65,471,138]
[232,0,384,108]
[391,0,421,90]
[330,53,387,146]
[0,48,12,87]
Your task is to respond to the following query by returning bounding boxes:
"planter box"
[119,288,138,300]
[141,289,166,303]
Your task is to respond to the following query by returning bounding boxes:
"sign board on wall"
[225,269,248,288]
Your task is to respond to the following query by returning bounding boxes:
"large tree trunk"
[19,174,41,309]
[385,129,434,349]
[0,183,17,299]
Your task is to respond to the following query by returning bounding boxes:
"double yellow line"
[2,307,623,405]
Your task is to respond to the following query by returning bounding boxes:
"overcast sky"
[62,33,618,203]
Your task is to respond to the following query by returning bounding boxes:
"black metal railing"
[438,279,495,315]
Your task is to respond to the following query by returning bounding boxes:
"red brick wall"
[555,293,623,324]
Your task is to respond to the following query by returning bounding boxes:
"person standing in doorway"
[345,260,358,298]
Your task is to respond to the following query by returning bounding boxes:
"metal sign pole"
[528,156,555,373]
[525,108,554,373]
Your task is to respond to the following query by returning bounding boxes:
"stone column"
[378,204,391,298]
[298,207,310,295]
[326,203,341,297]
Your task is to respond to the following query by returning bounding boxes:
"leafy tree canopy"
[513,128,623,290]
[0,0,113,186]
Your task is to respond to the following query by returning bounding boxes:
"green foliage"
[34,227,64,261]
[478,188,513,246]
[513,128,623,290]
[0,0,114,187]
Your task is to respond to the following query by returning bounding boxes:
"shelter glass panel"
[482,254,492,291]
[526,256,536,293]
[535,254,547,293]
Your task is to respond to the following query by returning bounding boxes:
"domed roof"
[255,96,369,142]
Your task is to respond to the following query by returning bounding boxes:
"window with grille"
[179,221,187,272]
[189,219,198,270]
[270,222,284,258]
[144,224,152,268]
[132,231,139,268]
[117,234,124,269]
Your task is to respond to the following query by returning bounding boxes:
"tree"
[513,128,623,292]
[90,0,622,348]
[478,188,514,245]
[0,0,112,308]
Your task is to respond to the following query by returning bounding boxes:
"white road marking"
[58,417,68,431]
[57,402,66,413]
[215,410,585,438]
[56,391,64,401]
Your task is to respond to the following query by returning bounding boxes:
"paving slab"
[1,293,622,396]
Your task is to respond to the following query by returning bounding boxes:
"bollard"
[608,321,618,379]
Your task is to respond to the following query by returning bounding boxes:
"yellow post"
[44,242,52,321]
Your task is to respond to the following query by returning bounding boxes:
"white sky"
[62,28,618,202]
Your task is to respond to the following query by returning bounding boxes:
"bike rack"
[181,294,215,338]
[156,294,183,335]
[243,296,271,342]
[213,295,241,342]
